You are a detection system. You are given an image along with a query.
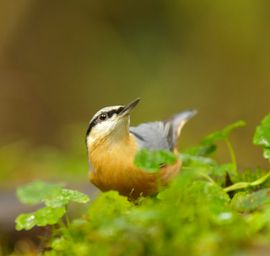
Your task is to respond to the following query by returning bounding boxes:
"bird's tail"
[166,109,197,150]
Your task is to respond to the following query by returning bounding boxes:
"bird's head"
[86,98,140,148]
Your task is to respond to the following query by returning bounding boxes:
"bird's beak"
[119,98,140,117]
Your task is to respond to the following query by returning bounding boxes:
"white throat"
[87,116,130,149]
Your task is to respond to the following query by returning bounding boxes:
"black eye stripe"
[107,107,124,118]
[85,106,124,138]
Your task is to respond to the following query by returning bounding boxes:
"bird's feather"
[130,109,197,151]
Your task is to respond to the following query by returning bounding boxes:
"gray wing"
[130,121,171,151]
[129,110,197,151]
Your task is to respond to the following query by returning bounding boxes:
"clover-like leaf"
[134,149,177,172]
[51,237,70,251]
[87,191,131,223]
[45,188,90,208]
[231,189,270,212]
[15,206,66,231]
[253,113,270,160]
[17,181,90,208]
[15,181,90,231]
[17,180,63,205]
[202,121,246,145]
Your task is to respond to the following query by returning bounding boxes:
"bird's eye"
[99,113,108,121]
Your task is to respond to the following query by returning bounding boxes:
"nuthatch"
[86,98,196,199]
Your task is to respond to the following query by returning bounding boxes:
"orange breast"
[88,135,181,199]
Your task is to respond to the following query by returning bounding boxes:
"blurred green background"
[0,0,270,252]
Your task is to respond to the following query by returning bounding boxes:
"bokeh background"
[1,0,270,253]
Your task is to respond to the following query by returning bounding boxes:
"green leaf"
[17,181,90,207]
[15,206,66,231]
[134,149,177,172]
[202,121,246,145]
[15,181,90,231]
[87,191,131,226]
[184,121,245,162]
[17,180,63,205]
[51,237,70,251]
[231,189,270,212]
[45,188,90,208]
[253,113,270,160]
[15,213,36,231]
[264,148,270,159]
[245,207,270,234]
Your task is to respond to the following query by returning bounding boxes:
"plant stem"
[225,139,237,176]
[224,171,270,193]
[65,205,70,227]
[199,173,216,184]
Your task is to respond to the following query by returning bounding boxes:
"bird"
[86,98,196,200]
